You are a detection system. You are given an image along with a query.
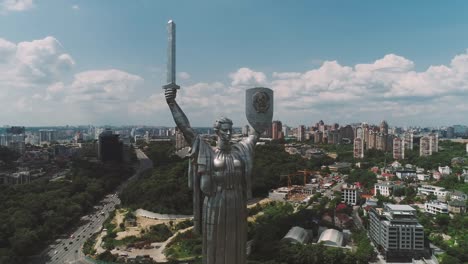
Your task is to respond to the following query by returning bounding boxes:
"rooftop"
[385,204,415,212]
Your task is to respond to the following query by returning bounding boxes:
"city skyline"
[1,1,468,126]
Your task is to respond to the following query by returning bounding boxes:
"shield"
[246,87,274,134]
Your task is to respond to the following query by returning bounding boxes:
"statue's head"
[214,117,233,143]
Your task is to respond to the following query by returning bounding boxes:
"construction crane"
[280,169,316,190]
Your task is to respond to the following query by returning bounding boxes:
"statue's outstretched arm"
[165,88,196,146]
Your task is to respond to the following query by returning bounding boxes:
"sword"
[163,20,180,90]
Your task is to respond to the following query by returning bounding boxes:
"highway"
[42,148,152,264]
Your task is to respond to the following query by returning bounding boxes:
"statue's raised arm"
[165,88,196,146]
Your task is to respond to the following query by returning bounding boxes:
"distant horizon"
[1,121,467,129]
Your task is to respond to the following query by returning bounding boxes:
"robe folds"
[188,135,255,264]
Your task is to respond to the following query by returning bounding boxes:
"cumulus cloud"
[1,0,34,12]
[0,36,74,87]
[137,50,468,126]
[72,4,79,10]
[229,67,267,86]
[2,34,468,126]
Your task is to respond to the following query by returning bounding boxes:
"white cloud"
[229,67,267,86]
[1,34,468,126]
[65,69,143,103]
[178,72,190,80]
[72,4,79,10]
[0,36,75,88]
[1,0,34,12]
[135,50,468,126]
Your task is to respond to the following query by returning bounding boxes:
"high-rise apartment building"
[39,129,58,144]
[419,133,438,157]
[419,136,431,157]
[429,133,438,153]
[272,121,283,140]
[314,131,323,144]
[393,137,405,160]
[175,127,190,150]
[404,131,413,150]
[369,204,426,261]
[98,129,123,162]
[353,138,364,158]
[297,125,305,142]
[282,125,289,137]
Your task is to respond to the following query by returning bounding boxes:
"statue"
[165,86,272,264]
[162,20,273,264]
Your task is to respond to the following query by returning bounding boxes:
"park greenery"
[0,146,20,170]
[417,210,468,263]
[0,155,134,263]
[120,141,193,215]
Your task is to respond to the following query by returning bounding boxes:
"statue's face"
[217,123,232,143]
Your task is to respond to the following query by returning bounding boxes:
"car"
[54,250,58,255]
[64,247,68,251]
[75,249,78,253]
[69,241,73,244]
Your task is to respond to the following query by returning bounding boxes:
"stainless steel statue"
[163,20,273,264]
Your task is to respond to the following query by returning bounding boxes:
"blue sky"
[1,0,468,127]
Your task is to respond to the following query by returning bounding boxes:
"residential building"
[438,166,451,176]
[39,129,58,144]
[404,131,413,150]
[419,136,431,156]
[369,204,426,261]
[449,190,467,201]
[297,125,305,142]
[417,174,430,181]
[353,138,364,158]
[424,201,448,215]
[393,137,405,160]
[395,169,416,180]
[375,182,398,197]
[448,200,466,214]
[314,131,323,144]
[98,129,123,162]
[429,133,438,153]
[417,185,449,200]
[272,121,283,140]
[175,127,190,150]
[341,184,359,205]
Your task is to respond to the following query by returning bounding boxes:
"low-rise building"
[417,185,449,200]
[375,182,399,197]
[417,174,430,181]
[282,226,310,244]
[438,166,451,176]
[341,184,359,205]
[268,187,289,201]
[424,201,448,215]
[449,190,467,201]
[318,229,344,247]
[448,200,466,214]
[395,169,417,180]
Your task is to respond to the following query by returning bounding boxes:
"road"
[42,149,152,264]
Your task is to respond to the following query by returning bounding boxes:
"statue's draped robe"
[189,135,255,264]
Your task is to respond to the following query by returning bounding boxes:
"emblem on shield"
[246,87,274,134]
